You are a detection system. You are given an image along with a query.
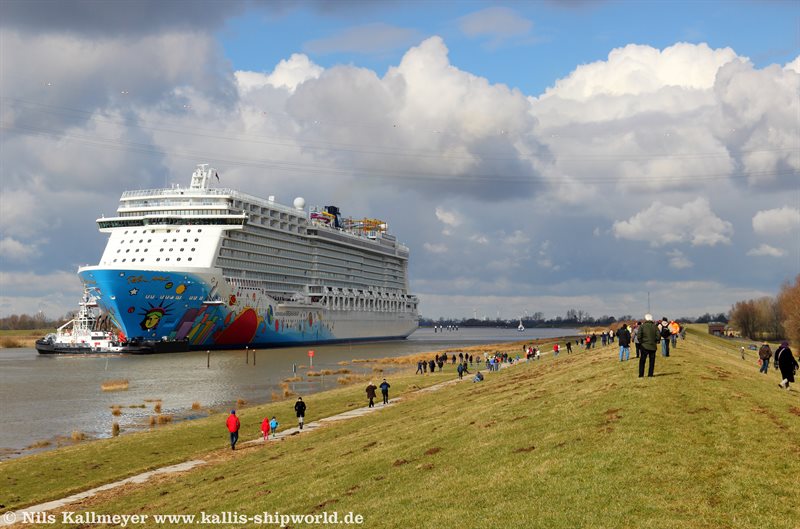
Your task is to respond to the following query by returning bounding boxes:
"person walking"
[294,397,306,430]
[416,361,423,374]
[638,314,658,378]
[269,416,279,439]
[457,362,464,379]
[366,381,377,408]
[758,342,772,374]
[379,378,391,404]
[617,323,631,361]
[566,341,572,354]
[260,416,270,441]
[226,410,241,450]
[429,359,436,373]
[775,341,798,390]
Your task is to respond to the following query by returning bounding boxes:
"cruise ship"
[78,164,419,349]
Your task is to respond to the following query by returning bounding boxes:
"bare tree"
[778,274,800,345]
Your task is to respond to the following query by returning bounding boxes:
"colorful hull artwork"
[78,269,336,349]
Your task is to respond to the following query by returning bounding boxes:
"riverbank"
[3,327,798,527]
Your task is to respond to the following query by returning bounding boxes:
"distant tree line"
[0,312,72,331]
[420,310,729,329]
[728,274,799,343]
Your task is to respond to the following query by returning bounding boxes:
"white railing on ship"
[121,188,301,216]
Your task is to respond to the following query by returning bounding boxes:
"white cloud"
[470,234,489,244]
[236,54,323,93]
[667,249,693,269]
[612,198,733,247]
[435,207,464,228]
[752,207,800,236]
[746,244,785,257]
[503,230,530,246]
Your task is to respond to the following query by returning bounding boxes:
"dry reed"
[156,414,172,424]
[191,401,201,410]
[110,405,122,416]
[149,416,156,427]
[101,379,129,392]
[26,440,51,449]
[236,398,247,407]
[71,430,86,442]
[282,376,302,383]
[0,337,23,348]
[153,402,162,414]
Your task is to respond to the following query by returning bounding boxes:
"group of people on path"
[226,396,307,450]
[365,379,391,407]
[416,352,475,374]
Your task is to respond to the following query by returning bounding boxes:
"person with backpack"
[658,318,671,357]
[294,397,306,430]
[775,341,798,390]
[226,410,241,450]
[757,342,772,374]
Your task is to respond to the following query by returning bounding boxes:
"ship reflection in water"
[0,327,577,459]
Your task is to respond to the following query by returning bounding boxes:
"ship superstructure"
[78,164,419,348]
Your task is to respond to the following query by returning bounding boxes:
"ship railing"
[122,188,301,216]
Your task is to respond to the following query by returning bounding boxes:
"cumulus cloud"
[423,242,448,254]
[236,54,323,94]
[747,244,785,257]
[435,206,464,227]
[0,237,40,262]
[612,198,733,247]
[752,207,800,236]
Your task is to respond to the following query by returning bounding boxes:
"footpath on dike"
[1,358,518,527]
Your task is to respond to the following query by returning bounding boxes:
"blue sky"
[221,1,799,96]
[0,0,798,320]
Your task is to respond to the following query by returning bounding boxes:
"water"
[0,327,576,458]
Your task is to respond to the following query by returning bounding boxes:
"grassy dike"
[5,328,800,528]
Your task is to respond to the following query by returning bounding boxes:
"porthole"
[177,258,181,261]
[135,249,139,253]
[156,258,161,262]
[167,230,171,233]
[122,259,126,262]
[169,248,173,252]
[147,239,151,243]
[166,258,170,261]
[163,239,167,242]
[117,249,121,253]
[144,249,148,252]
[194,238,199,242]
[160,248,164,252]
[191,248,195,252]
[183,239,187,242]
[113,259,117,262]
[180,248,184,252]
[125,249,130,253]
[124,231,128,234]
[188,257,192,261]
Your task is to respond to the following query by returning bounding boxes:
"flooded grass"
[100,379,129,392]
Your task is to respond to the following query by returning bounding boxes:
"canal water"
[0,327,576,458]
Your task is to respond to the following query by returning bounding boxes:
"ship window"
[160,248,164,252]
[113,259,117,262]
[140,258,144,262]
[166,258,170,261]
[183,239,187,242]
[125,249,130,253]
[139,239,143,243]
[169,248,173,252]
[135,249,139,252]
[163,239,167,242]
[188,258,193,261]
[156,258,161,262]
[177,258,181,261]
[124,231,128,234]
[195,238,199,242]
[122,258,126,262]
[144,249,148,252]
[151,230,155,233]
[187,229,191,232]
[172,239,176,242]
[191,248,195,251]
[180,248,184,252]
[167,230,171,233]
[198,229,202,232]
[117,249,120,253]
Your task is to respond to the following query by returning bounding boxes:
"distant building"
[708,322,726,336]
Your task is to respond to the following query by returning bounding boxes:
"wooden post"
[253,350,256,366]
[207,350,210,368]
[246,346,249,364]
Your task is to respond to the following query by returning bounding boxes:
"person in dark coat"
[226,410,240,450]
[379,379,391,404]
[428,359,436,373]
[294,397,306,430]
[457,362,464,379]
[365,382,377,407]
[638,314,658,377]
[617,324,632,361]
[775,341,798,390]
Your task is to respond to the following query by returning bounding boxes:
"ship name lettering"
[127,275,147,284]
[150,276,169,282]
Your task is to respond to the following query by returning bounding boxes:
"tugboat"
[36,287,125,354]
[36,287,191,354]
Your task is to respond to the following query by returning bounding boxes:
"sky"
[0,0,798,321]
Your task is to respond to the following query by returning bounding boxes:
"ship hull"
[78,267,418,350]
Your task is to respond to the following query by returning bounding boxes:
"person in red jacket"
[226,410,241,450]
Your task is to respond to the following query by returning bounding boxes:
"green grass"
[4,328,800,528]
